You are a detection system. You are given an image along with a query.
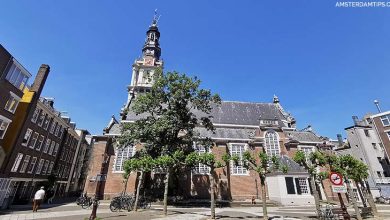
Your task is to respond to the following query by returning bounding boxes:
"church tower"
[122,11,163,118]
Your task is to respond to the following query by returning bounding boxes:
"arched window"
[265,131,280,156]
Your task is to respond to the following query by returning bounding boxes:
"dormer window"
[260,120,278,126]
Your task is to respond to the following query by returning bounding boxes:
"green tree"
[239,151,287,220]
[293,150,328,218]
[185,143,230,220]
[123,154,155,211]
[119,70,221,216]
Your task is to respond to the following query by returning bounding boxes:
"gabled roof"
[286,131,322,143]
[124,101,289,126]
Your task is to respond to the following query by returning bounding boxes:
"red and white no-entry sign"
[329,172,343,185]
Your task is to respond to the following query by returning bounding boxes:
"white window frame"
[31,108,41,123]
[43,139,50,153]
[11,153,23,172]
[42,160,49,175]
[43,116,51,130]
[53,143,59,156]
[113,145,135,172]
[37,112,46,127]
[36,135,45,151]
[50,121,57,134]
[36,159,44,174]
[28,132,39,149]
[4,92,21,114]
[55,125,60,136]
[192,143,211,175]
[27,157,37,173]
[47,161,54,175]
[21,128,33,146]
[229,143,249,175]
[0,115,11,139]
[5,60,30,91]
[381,115,390,127]
[48,141,56,155]
[264,131,281,157]
[297,177,310,194]
[19,155,31,173]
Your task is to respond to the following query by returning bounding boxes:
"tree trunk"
[355,183,366,207]
[134,171,144,211]
[163,169,170,216]
[260,176,268,220]
[210,167,216,219]
[346,178,362,220]
[310,176,321,218]
[360,181,380,219]
[123,174,130,196]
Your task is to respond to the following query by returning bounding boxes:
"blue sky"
[1,1,389,138]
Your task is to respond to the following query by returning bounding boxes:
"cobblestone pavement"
[1,201,389,220]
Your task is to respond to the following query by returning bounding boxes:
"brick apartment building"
[0,44,31,170]
[85,17,337,206]
[0,45,92,207]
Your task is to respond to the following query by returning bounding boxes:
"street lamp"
[89,152,108,220]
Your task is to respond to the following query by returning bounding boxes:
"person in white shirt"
[33,186,45,212]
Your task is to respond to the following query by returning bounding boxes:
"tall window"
[28,132,39,149]
[22,128,33,146]
[265,131,280,157]
[43,139,51,153]
[0,116,11,139]
[48,141,56,155]
[31,108,40,123]
[114,146,135,172]
[47,162,54,175]
[192,143,210,175]
[387,131,390,141]
[296,178,309,194]
[50,121,57,134]
[36,135,45,151]
[36,159,44,174]
[27,157,37,173]
[19,155,31,173]
[381,115,390,126]
[5,62,29,90]
[42,160,49,175]
[55,125,60,136]
[53,143,59,156]
[43,117,51,130]
[229,143,248,175]
[4,93,20,113]
[37,112,46,127]
[11,153,23,172]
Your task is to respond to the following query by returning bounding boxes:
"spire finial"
[273,94,279,103]
[152,9,161,26]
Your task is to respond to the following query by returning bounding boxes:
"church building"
[84,16,332,206]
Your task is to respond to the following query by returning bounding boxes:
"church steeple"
[142,10,161,60]
[122,11,164,118]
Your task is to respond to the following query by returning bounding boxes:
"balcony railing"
[375,177,390,184]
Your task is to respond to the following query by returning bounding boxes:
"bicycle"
[137,195,151,209]
[76,193,94,209]
[110,194,134,212]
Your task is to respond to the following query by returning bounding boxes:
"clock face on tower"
[144,57,154,66]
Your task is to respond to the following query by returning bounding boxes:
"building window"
[0,116,11,139]
[37,112,46,127]
[5,61,30,90]
[48,141,56,155]
[4,93,20,114]
[114,145,135,172]
[372,143,377,149]
[47,162,54,175]
[27,157,37,173]
[364,130,370,137]
[28,132,39,149]
[43,139,50,153]
[229,143,248,175]
[59,127,64,138]
[21,128,33,146]
[377,171,382,177]
[19,155,31,173]
[296,178,309,194]
[36,159,44,174]
[42,160,49,175]
[285,177,296,194]
[387,132,390,141]
[43,117,51,130]
[265,131,280,157]
[53,143,59,156]
[192,143,210,175]
[36,135,45,151]
[55,125,60,136]
[50,121,57,134]
[381,115,390,126]
[31,108,41,123]
[11,153,23,172]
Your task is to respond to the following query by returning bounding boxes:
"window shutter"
[295,178,302,195]
[285,177,295,194]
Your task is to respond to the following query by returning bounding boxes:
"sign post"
[329,172,350,220]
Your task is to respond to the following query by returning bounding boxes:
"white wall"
[268,175,315,206]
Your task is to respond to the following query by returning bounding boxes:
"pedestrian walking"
[33,186,45,212]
